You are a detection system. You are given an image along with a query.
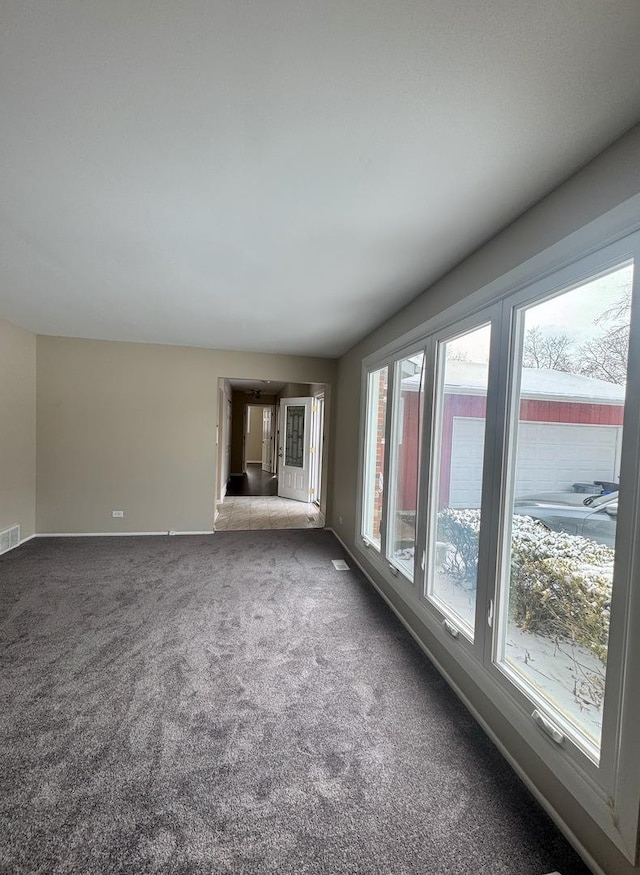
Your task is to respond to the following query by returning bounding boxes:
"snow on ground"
[393,555,605,746]
[503,623,604,744]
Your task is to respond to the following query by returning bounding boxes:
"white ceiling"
[1,2,640,358]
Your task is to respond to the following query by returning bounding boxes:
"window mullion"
[597,234,640,855]
[466,306,504,657]
[415,336,438,603]
[378,359,394,559]
[481,300,520,670]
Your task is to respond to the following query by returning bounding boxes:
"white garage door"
[448,417,488,509]
[449,417,621,508]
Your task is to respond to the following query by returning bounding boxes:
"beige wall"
[245,405,268,462]
[0,318,36,539]
[278,382,311,399]
[278,382,327,399]
[36,337,336,533]
[330,122,640,875]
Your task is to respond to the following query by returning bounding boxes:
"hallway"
[225,462,277,496]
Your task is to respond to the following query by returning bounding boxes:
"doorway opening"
[214,378,329,531]
[225,402,277,496]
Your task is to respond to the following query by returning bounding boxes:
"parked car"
[513,490,618,547]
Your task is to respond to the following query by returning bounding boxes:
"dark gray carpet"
[0,530,589,875]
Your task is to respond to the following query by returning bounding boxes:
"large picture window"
[495,262,633,760]
[358,231,640,859]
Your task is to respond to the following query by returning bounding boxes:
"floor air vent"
[331,559,349,571]
[0,525,20,556]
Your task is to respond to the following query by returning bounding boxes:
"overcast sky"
[446,262,633,364]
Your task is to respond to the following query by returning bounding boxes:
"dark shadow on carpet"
[0,530,590,874]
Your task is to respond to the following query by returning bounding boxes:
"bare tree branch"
[577,286,631,385]
[523,327,575,372]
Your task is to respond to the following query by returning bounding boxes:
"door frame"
[216,380,233,506]
[310,392,325,506]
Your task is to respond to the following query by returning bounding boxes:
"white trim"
[359,365,391,550]
[0,533,37,554]
[422,307,500,652]
[36,532,170,537]
[35,531,214,537]
[328,528,606,875]
[384,349,425,582]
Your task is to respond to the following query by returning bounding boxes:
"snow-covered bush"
[436,508,480,581]
[435,508,613,662]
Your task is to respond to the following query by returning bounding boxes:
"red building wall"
[397,391,623,512]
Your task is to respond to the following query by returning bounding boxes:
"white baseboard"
[35,531,214,537]
[1,533,37,555]
[327,527,605,875]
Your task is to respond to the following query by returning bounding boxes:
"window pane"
[427,325,492,636]
[362,367,388,548]
[285,405,305,467]
[497,262,633,756]
[387,353,425,578]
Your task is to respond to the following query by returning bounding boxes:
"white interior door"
[278,397,313,502]
[261,407,273,472]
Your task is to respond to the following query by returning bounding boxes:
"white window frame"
[419,308,500,649]
[482,238,640,854]
[360,363,392,553]
[355,215,640,862]
[385,341,428,582]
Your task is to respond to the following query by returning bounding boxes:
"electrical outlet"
[339,516,343,525]
[112,510,124,518]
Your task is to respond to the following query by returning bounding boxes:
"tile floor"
[215,496,323,531]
